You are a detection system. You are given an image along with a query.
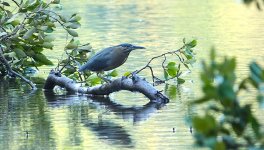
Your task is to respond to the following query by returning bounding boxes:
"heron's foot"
[100,76,112,83]
[97,73,112,83]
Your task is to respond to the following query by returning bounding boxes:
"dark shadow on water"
[44,91,168,148]
[83,118,134,148]
[88,96,166,123]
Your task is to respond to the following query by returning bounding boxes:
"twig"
[135,45,185,74]
[131,45,186,85]
[0,45,36,89]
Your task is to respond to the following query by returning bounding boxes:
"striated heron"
[78,43,145,81]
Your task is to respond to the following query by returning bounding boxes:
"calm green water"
[1,0,264,149]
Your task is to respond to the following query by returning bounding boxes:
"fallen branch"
[44,70,169,103]
[0,46,36,89]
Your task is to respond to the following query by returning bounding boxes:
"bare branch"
[44,70,169,103]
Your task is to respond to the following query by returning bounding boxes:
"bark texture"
[44,70,169,103]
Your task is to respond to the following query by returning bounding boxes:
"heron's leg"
[97,72,112,83]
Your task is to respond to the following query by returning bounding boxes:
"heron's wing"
[79,47,113,71]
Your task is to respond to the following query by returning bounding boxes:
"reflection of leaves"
[30,77,46,84]
[165,84,177,99]
[177,78,185,84]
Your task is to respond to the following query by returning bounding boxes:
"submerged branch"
[44,70,169,103]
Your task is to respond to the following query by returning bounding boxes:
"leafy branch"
[190,48,264,149]
[0,0,84,89]
[134,39,197,85]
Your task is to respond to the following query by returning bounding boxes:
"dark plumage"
[79,43,145,72]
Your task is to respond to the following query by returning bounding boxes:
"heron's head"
[117,43,145,54]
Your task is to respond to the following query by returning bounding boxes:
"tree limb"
[44,70,169,103]
[0,46,36,89]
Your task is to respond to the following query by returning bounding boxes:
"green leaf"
[183,38,186,44]
[39,26,48,31]
[23,27,36,39]
[64,22,81,29]
[109,70,118,77]
[186,39,197,48]
[166,62,178,77]
[183,47,194,59]
[192,114,217,136]
[190,96,211,105]
[38,31,45,41]
[6,13,23,24]
[46,22,56,28]
[88,74,102,86]
[59,15,68,22]
[2,2,10,6]
[44,35,55,42]
[63,65,76,75]
[249,62,263,84]
[33,53,53,65]
[66,29,78,37]
[42,42,54,49]
[66,42,78,49]
[77,45,92,52]
[250,115,260,137]
[44,27,54,33]
[214,142,225,150]
[123,72,131,77]
[14,48,27,59]
[69,15,81,22]
[51,0,60,4]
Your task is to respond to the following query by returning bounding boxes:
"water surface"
[1,0,264,149]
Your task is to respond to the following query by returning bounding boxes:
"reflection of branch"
[0,46,36,89]
[44,91,166,123]
[44,70,169,103]
[82,118,133,147]
[89,96,166,123]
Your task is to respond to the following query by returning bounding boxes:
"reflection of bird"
[78,43,145,72]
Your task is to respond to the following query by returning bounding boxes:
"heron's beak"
[132,45,145,50]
